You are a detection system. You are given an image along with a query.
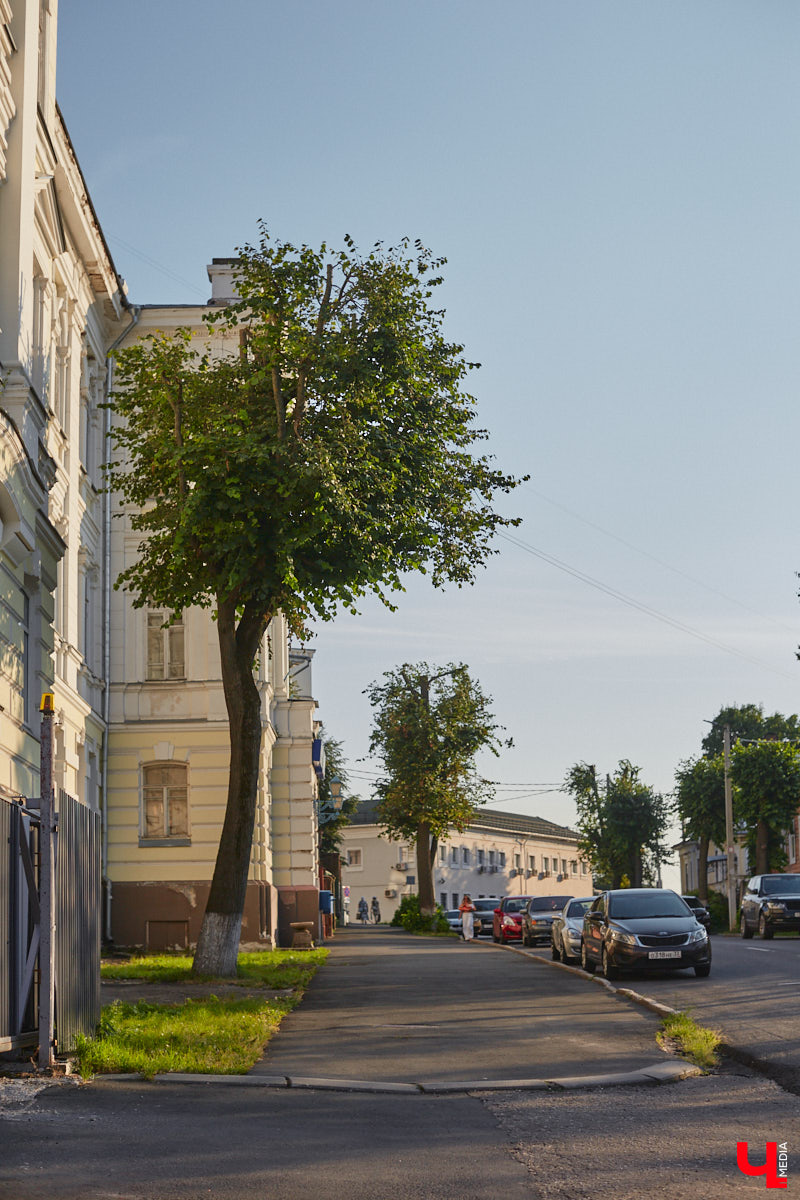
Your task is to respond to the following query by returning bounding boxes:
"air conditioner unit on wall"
[385,888,397,898]
[395,862,408,871]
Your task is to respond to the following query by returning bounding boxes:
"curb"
[85,1058,698,1094]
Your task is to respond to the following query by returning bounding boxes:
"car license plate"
[648,951,681,959]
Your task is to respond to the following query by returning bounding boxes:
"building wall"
[341,818,592,922]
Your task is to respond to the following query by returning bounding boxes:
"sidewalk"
[248,926,695,1092]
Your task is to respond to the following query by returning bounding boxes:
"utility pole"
[38,693,56,1069]
[723,724,737,932]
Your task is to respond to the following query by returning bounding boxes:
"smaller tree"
[674,757,726,902]
[367,663,508,915]
[731,741,800,874]
[564,761,672,889]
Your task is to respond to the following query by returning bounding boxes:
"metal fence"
[1,790,101,1056]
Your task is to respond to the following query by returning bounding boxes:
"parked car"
[519,895,574,947]
[492,895,532,942]
[471,897,501,936]
[740,874,800,939]
[580,888,711,980]
[681,895,711,930]
[550,896,594,961]
[444,909,483,938]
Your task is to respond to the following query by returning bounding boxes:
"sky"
[57,3,800,880]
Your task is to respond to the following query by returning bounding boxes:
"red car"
[492,895,532,942]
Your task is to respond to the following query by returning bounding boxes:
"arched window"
[141,762,189,844]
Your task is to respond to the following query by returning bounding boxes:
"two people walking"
[357,896,381,925]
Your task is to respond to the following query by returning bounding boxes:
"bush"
[391,894,450,934]
[704,890,730,932]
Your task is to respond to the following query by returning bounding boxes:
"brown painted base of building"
[276,885,321,948]
[110,880,279,951]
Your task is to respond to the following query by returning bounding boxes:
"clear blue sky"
[58,3,800,867]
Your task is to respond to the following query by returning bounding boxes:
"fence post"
[38,694,56,1069]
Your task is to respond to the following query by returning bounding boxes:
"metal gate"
[1,790,101,1056]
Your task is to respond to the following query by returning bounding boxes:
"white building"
[0,4,322,949]
[341,802,592,921]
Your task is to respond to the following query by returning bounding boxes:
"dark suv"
[740,874,800,939]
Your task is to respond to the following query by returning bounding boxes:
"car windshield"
[474,899,499,911]
[566,899,593,918]
[503,898,530,913]
[761,876,800,895]
[608,892,689,920]
[528,896,573,912]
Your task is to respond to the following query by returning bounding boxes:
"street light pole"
[723,723,737,931]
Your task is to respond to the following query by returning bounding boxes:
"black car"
[740,874,800,939]
[471,897,501,936]
[581,888,711,980]
[681,895,711,930]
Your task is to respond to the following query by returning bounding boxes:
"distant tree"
[366,663,508,915]
[701,704,800,759]
[316,732,359,856]
[564,761,673,889]
[106,228,523,977]
[674,757,726,902]
[731,741,800,874]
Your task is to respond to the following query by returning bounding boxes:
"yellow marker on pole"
[40,693,55,713]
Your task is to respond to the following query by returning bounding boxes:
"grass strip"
[657,1010,721,1071]
[101,948,327,990]
[74,995,295,1078]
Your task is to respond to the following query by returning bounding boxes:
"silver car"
[551,896,594,963]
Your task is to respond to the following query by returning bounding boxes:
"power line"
[524,482,797,636]
[498,529,797,682]
[107,232,209,298]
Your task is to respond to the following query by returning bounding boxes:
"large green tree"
[731,740,800,874]
[366,663,508,915]
[564,761,672,889]
[315,731,359,857]
[106,228,522,975]
[701,703,800,759]
[674,756,726,902]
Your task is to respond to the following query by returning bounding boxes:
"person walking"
[357,897,369,925]
[370,896,381,924]
[459,893,476,942]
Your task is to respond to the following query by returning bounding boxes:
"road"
[585,932,800,1092]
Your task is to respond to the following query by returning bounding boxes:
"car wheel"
[740,913,753,939]
[580,940,595,974]
[758,913,774,940]
[551,936,561,961]
[601,946,619,981]
[493,930,500,943]
[694,964,711,978]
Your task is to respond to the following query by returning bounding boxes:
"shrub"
[391,894,450,933]
[704,890,729,932]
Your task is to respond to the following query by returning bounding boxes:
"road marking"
[745,947,773,952]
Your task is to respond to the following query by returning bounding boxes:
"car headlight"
[607,928,636,946]
[503,915,516,926]
[766,902,787,913]
[687,928,708,943]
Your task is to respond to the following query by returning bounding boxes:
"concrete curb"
[87,1058,698,1094]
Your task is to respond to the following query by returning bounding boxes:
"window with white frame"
[440,893,448,910]
[147,610,185,680]
[529,855,536,872]
[438,845,446,865]
[477,848,485,867]
[542,856,549,874]
[570,860,578,875]
[142,763,189,841]
[514,854,521,871]
[499,851,506,868]
[462,846,470,866]
[581,861,588,875]
[347,848,363,869]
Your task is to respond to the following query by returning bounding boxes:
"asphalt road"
[577,931,800,1092]
[0,928,797,1199]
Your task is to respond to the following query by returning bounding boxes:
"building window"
[542,857,549,874]
[499,851,506,868]
[488,850,495,868]
[142,763,189,842]
[462,846,470,866]
[347,848,362,869]
[147,610,185,680]
[440,893,448,910]
[438,845,446,865]
[514,854,521,871]
[452,893,459,910]
[477,848,485,867]
[529,855,536,872]
[21,592,30,727]
[570,860,578,875]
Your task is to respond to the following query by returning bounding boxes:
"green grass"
[76,948,329,1078]
[101,947,327,990]
[657,1010,721,1071]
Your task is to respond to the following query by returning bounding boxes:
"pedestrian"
[371,896,381,924]
[459,893,476,942]
[357,897,369,925]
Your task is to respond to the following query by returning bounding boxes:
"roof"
[348,800,578,844]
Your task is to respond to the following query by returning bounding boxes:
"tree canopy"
[674,756,726,901]
[367,662,508,914]
[106,228,523,975]
[564,761,672,890]
[731,740,800,874]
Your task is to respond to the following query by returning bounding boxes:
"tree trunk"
[697,834,710,902]
[416,820,436,916]
[755,817,771,875]
[192,598,268,977]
